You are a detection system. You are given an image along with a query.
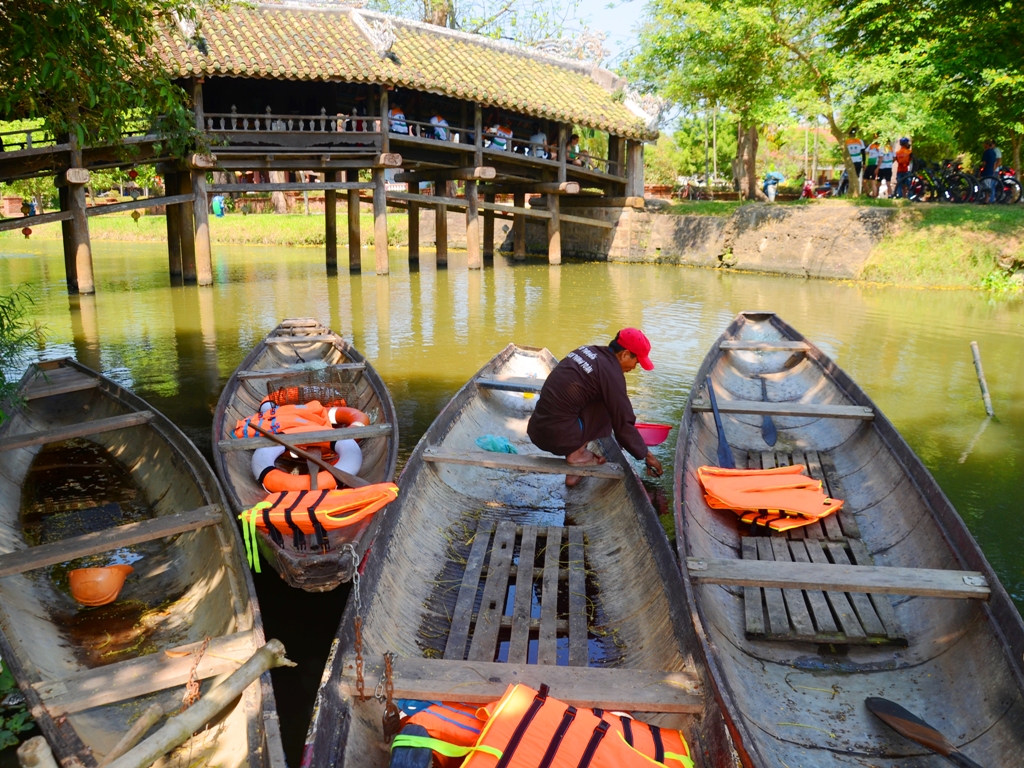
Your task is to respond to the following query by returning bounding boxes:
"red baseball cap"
[615,328,654,370]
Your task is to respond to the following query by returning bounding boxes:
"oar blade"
[706,379,735,469]
[866,698,985,768]
[760,377,778,447]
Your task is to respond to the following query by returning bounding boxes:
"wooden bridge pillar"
[547,193,561,265]
[164,171,183,277]
[190,80,213,286]
[626,140,645,198]
[466,180,481,269]
[346,170,361,272]
[325,170,338,272]
[435,193,448,267]
[372,166,389,275]
[483,193,495,258]
[407,182,419,262]
[62,140,95,294]
[513,191,526,260]
[177,172,198,282]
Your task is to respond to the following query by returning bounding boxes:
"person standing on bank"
[527,329,664,487]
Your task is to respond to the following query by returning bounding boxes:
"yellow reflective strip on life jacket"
[390,734,503,760]
[238,502,270,573]
[615,731,694,768]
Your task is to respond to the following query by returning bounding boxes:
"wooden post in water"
[483,193,494,258]
[435,186,448,267]
[548,125,566,265]
[163,171,183,277]
[58,185,77,288]
[372,167,389,275]
[970,341,995,417]
[325,170,338,272]
[466,181,481,269]
[190,79,213,286]
[347,170,361,272]
[177,172,198,282]
[407,182,419,262]
[513,191,526,260]
[66,135,95,294]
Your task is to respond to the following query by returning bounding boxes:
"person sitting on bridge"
[527,328,664,487]
[429,112,450,141]
[528,124,549,158]
[487,115,513,151]
[389,103,409,134]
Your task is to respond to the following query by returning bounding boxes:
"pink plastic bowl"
[636,423,671,446]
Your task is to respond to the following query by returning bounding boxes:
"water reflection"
[1,235,1022,758]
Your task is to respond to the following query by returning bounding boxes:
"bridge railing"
[1,124,56,152]
[205,108,382,140]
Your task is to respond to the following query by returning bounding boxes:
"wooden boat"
[301,344,736,768]
[212,318,399,592]
[0,358,284,768]
[674,311,1024,766]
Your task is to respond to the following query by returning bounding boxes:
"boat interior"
[319,344,733,767]
[678,312,1024,765]
[0,360,260,768]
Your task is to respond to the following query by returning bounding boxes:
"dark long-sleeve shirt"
[527,345,648,460]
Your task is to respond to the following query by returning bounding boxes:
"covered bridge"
[0,4,658,291]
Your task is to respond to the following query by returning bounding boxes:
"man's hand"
[644,452,663,478]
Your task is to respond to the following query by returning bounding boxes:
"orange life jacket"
[697,465,843,530]
[237,484,398,570]
[234,400,332,444]
[391,684,694,768]
[399,701,486,768]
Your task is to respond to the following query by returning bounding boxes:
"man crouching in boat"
[527,328,664,487]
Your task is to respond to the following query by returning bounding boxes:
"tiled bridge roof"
[155,5,656,140]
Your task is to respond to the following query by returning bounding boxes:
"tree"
[0,0,207,155]
[0,287,45,423]
[627,0,788,199]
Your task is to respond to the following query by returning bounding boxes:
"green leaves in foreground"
[0,286,46,424]
[0,666,33,750]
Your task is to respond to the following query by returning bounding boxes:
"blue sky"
[577,0,648,69]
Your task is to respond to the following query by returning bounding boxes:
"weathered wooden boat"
[675,311,1024,766]
[0,358,285,768]
[302,344,736,768]
[212,318,399,592]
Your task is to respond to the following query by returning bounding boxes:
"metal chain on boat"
[181,636,210,710]
[342,543,368,701]
[379,652,401,739]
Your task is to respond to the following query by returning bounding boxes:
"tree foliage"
[0,0,207,155]
[0,287,46,424]
[366,0,582,43]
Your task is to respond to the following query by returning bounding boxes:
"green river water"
[1,238,1022,761]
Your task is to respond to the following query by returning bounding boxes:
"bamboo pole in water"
[970,341,995,417]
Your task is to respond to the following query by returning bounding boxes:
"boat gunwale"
[0,357,278,768]
[673,310,1024,766]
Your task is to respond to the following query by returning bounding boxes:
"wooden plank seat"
[338,656,702,713]
[34,631,257,716]
[217,423,393,452]
[264,334,338,345]
[442,520,592,667]
[719,340,810,351]
[0,411,154,452]
[22,367,100,400]
[0,505,222,578]
[237,362,365,379]
[423,449,624,479]
[691,400,874,420]
[476,375,545,393]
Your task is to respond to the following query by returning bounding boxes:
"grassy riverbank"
[0,209,409,247]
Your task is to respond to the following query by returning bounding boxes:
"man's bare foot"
[566,447,606,466]
[565,474,583,488]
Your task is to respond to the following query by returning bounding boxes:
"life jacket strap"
[651,724,665,763]
[577,720,610,768]
[238,502,271,573]
[389,734,502,760]
[283,491,308,549]
[613,731,695,768]
[307,489,331,550]
[620,714,633,746]
[495,684,549,768]
[537,705,576,768]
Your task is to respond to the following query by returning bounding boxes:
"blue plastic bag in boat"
[475,435,519,454]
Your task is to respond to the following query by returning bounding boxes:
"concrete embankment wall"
[417,201,896,279]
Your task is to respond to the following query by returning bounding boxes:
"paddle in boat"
[301,344,737,768]
[212,318,399,592]
[0,358,285,768]
[674,311,1024,766]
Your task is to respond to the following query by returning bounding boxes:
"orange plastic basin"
[68,564,134,607]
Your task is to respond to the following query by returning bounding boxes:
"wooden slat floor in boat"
[435,519,591,666]
[740,450,907,646]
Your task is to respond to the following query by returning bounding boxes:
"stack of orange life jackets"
[391,684,694,768]
[697,464,843,531]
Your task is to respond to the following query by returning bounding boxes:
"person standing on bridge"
[527,329,664,487]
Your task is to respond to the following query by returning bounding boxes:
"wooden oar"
[865,697,984,768]
[248,422,369,488]
[706,379,735,469]
[759,377,777,447]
